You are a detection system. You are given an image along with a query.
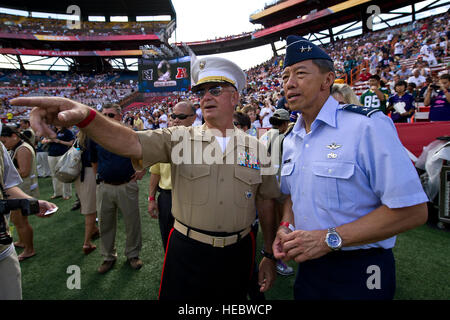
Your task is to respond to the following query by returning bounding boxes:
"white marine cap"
[191,56,246,92]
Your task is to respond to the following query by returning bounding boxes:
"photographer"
[0,137,56,300]
[424,73,450,121]
[0,126,39,261]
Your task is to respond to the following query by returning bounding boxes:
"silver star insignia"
[326,142,342,150]
[307,45,312,52]
[300,46,306,53]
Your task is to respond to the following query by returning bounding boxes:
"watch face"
[328,233,341,248]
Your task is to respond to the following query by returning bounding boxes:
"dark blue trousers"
[294,248,396,300]
[157,188,174,252]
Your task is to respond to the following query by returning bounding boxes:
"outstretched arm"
[10,97,143,160]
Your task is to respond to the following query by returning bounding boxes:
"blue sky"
[169,0,276,70]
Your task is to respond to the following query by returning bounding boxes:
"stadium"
[0,0,449,304]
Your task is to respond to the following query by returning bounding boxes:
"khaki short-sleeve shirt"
[133,124,280,232]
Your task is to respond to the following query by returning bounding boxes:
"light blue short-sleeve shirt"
[280,96,428,250]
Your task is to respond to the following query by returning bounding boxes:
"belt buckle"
[212,237,226,248]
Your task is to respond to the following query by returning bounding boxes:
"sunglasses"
[233,121,241,127]
[170,113,194,120]
[103,113,116,118]
[195,85,230,99]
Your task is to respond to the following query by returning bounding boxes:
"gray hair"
[312,59,335,74]
[103,103,122,114]
[312,59,335,93]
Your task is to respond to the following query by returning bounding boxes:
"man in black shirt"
[276,89,287,110]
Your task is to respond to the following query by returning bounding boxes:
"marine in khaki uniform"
[12,56,281,301]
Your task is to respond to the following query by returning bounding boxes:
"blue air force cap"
[283,35,333,69]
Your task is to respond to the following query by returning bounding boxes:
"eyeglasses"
[170,113,194,120]
[103,113,116,118]
[194,85,230,99]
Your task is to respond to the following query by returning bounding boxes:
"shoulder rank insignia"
[341,104,382,117]
[282,122,295,139]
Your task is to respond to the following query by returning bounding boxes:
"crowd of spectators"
[1,12,449,130]
[330,13,449,84]
[0,71,137,119]
[0,14,168,37]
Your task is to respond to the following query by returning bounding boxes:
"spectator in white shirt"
[420,38,437,66]
[394,41,405,58]
[192,103,203,127]
[407,69,427,88]
[158,111,168,129]
[259,98,275,128]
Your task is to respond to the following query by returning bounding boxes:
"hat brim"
[191,77,237,92]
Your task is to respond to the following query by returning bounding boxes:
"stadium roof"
[250,0,344,28]
[0,0,176,20]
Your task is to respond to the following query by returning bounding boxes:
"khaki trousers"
[48,155,72,198]
[0,250,22,300]
[97,181,142,261]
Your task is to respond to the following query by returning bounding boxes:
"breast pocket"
[234,166,262,208]
[311,161,355,210]
[178,164,211,205]
[280,162,295,176]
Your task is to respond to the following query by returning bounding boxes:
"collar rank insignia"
[326,142,341,150]
[199,61,206,70]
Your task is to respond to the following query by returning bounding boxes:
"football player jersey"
[360,88,390,114]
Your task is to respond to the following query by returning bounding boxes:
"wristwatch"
[325,227,342,251]
[261,249,277,261]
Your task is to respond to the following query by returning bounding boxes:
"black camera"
[0,199,40,245]
[430,84,440,90]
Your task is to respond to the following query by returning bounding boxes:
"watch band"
[326,227,342,251]
[260,249,277,261]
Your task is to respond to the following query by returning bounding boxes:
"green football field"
[11,174,450,300]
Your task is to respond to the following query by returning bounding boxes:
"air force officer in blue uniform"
[273,36,429,300]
